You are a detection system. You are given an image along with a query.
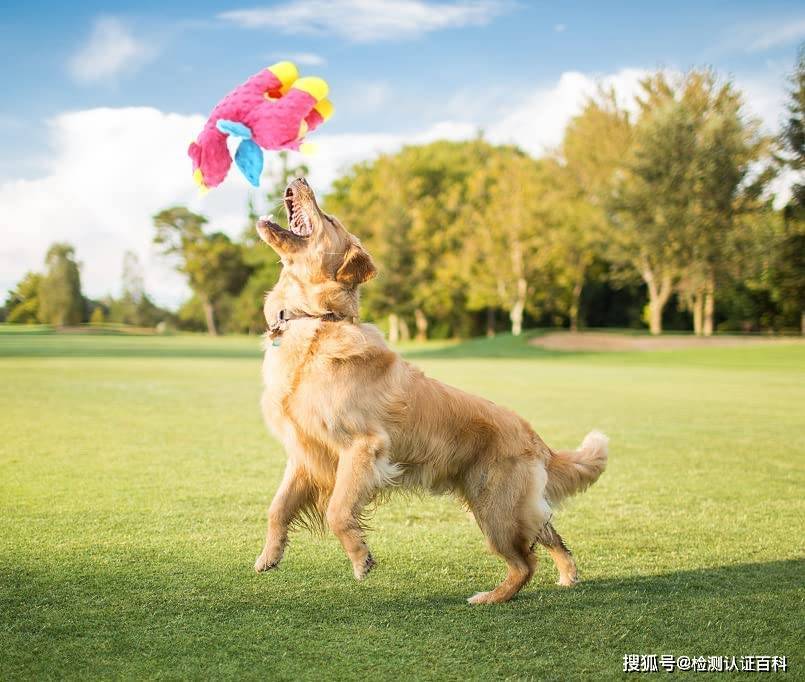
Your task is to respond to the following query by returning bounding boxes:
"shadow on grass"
[1,557,800,679]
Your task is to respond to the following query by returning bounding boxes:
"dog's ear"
[336,241,376,285]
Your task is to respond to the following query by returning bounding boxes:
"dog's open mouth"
[284,186,313,238]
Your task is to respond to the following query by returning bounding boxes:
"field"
[1,328,803,680]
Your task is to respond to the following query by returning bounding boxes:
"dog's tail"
[545,430,608,505]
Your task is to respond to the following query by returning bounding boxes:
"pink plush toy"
[188,61,333,191]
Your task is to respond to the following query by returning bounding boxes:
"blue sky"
[0,0,802,304]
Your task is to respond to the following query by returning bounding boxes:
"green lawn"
[1,328,803,680]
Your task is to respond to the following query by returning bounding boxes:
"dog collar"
[268,309,358,342]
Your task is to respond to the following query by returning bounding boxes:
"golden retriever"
[254,178,608,604]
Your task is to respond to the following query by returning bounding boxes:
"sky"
[0,0,802,307]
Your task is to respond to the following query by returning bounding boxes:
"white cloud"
[487,68,647,156]
[747,18,805,52]
[69,17,155,84]
[275,52,327,66]
[219,0,514,42]
[713,16,805,57]
[737,75,787,133]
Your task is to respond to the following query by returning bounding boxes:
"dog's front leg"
[255,458,315,572]
[326,432,390,580]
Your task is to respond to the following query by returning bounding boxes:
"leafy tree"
[559,90,633,330]
[122,251,145,303]
[105,251,171,328]
[611,76,698,334]
[38,243,84,326]
[607,72,764,335]
[771,231,805,332]
[89,306,106,325]
[777,47,805,332]
[327,155,418,340]
[4,272,43,324]
[153,207,250,335]
[462,149,562,335]
[674,71,771,335]
[327,139,493,339]
[781,47,805,220]
[108,251,144,324]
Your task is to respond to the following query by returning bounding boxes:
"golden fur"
[254,178,608,603]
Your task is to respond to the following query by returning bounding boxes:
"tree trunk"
[692,290,703,336]
[703,273,715,337]
[643,266,672,336]
[399,318,411,342]
[202,297,218,336]
[414,308,428,342]
[510,277,527,336]
[388,313,399,344]
[486,308,496,338]
[569,273,584,333]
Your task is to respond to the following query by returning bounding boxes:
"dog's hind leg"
[326,431,394,580]
[467,467,538,604]
[255,458,316,572]
[535,522,578,587]
[468,530,535,605]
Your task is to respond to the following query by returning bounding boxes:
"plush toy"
[188,61,333,191]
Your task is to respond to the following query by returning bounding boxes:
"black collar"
[268,309,358,338]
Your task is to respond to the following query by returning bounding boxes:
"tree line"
[1,243,174,329]
[4,61,804,336]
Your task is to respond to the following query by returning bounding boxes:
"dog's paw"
[353,552,376,580]
[467,591,492,605]
[254,553,279,573]
[557,573,579,587]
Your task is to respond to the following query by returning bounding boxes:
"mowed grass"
[1,328,803,680]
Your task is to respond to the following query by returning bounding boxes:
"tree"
[777,47,805,332]
[326,140,490,340]
[781,47,805,220]
[614,77,697,334]
[327,155,418,340]
[109,251,144,325]
[122,251,145,304]
[672,71,770,336]
[153,207,249,335]
[89,306,106,324]
[610,73,736,335]
[462,149,561,335]
[4,272,42,324]
[559,90,633,331]
[105,251,173,329]
[38,243,84,326]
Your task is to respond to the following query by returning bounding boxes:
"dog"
[254,177,608,604]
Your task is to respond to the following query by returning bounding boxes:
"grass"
[1,328,803,680]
